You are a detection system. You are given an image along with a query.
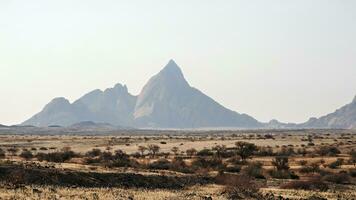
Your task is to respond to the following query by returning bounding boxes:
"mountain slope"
[299,96,356,129]
[133,60,261,128]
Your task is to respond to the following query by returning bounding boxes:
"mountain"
[23,84,136,127]
[22,60,262,128]
[299,95,356,129]
[134,60,261,128]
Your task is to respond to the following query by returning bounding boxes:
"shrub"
[349,169,356,177]
[269,169,298,179]
[278,147,295,156]
[225,165,241,173]
[109,150,133,167]
[170,157,194,173]
[317,146,340,156]
[243,162,265,179]
[299,162,320,174]
[85,148,102,157]
[328,158,344,169]
[0,148,5,158]
[235,142,257,161]
[299,160,308,166]
[36,151,76,163]
[226,156,245,165]
[297,148,307,156]
[272,156,290,171]
[197,149,214,157]
[7,147,18,156]
[256,147,274,156]
[148,144,160,157]
[191,157,225,170]
[20,150,33,160]
[186,148,197,157]
[323,172,351,184]
[148,159,171,170]
[281,179,328,191]
[216,174,263,200]
[350,149,356,166]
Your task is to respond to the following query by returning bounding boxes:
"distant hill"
[22,60,262,129]
[299,96,356,129]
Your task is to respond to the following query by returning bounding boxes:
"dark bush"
[7,147,18,156]
[256,147,274,156]
[170,157,194,173]
[299,162,320,174]
[20,150,33,160]
[85,148,102,157]
[225,165,241,173]
[281,179,328,191]
[148,159,171,170]
[328,158,344,169]
[216,174,263,200]
[36,151,76,163]
[243,162,265,179]
[0,148,5,158]
[349,169,356,177]
[269,169,298,179]
[272,156,290,171]
[197,149,214,157]
[323,172,351,184]
[317,146,340,156]
[191,157,225,170]
[278,147,295,156]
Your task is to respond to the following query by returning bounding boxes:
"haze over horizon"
[1,0,356,125]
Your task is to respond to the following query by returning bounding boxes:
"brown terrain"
[0,129,355,200]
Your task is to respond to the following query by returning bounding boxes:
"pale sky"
[0,0,356,125]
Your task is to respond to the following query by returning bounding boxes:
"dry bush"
[243,162,265,179]
[317,146,340,156]
[328,158,344,169]
[280,176,328,191]
[191,157,225,171]
[37,151,76,163]
[323,172,351,184]
[216,174,264,200]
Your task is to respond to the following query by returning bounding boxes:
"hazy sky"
[1,0,356,125]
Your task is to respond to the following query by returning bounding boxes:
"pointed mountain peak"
[352,95,356,103]
[160,59,183,76]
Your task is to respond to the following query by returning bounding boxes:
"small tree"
[272,156,290,171]
[148,144,160,158]
[138,146,148,156]
[212,145,227,158]
[186,148,197,157]
[235,142,257,161]
[171,147,179,156]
